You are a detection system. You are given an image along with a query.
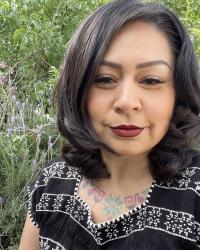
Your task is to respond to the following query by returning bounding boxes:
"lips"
[112,125,143,129]
[110,124,144,137]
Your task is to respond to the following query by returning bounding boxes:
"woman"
[19,0,200,249]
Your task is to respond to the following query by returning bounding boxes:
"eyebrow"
[136,60,172,70]
[100,60,172,70]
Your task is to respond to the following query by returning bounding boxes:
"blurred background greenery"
[0,0,199,249]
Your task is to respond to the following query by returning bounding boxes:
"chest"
[77,177,149,224]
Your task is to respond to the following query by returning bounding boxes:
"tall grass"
[0,65,61,249]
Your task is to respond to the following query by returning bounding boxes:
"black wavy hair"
[53,0,200,181]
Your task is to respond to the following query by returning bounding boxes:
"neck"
[97,150,153,194]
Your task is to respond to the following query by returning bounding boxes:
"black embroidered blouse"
[27,153,200,250]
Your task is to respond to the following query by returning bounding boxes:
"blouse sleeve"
[27,168,48,228]
[26,157,65,228]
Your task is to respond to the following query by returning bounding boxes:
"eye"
[140,77,164,85]
[94,75,117,87]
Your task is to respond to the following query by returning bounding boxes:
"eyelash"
[95,76,116,84]
[140,77,164,85]
[94,75,165,86]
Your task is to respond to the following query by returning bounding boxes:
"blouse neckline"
[74,171,157,229]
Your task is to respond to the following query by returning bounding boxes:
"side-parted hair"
[53,0,200,180]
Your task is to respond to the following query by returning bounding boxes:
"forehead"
[102,21,174,68]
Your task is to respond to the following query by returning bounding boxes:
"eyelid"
[142,75,162,80]
[139,76,166,84]
[94,74,117,82]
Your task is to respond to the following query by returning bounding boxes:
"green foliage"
[0,0,110,104]
[0,0,200,249]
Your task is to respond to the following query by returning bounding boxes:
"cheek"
[87,88,112,121]
[148,89,175,125]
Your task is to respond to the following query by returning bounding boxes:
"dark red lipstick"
[110,124,144,137]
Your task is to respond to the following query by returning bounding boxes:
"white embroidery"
[135,209,145,229]
[40,238,50,250]
[43,162,66,184]
[164,210,193,237]
[52,247,61,250]
[30,161,200,247]
[121,216,136,234]
[195,181,200,191]
[195,222,200,244]
[37,191,199,245]
[52,194,64,210]
[158,167,200,194]
[66,166,79,178]
[64,196,76,214]
[39,237,65,250]
[183,168,196,178]
[73,203,87,221]
[33,179,40,189]
[146,207,162,227]
[104,223,119,239]
[177,177,191,188]
[37,193,51,210]
[31,161,79,190]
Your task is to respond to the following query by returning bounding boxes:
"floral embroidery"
[121,216,136,234]
[164,210,193,237]
[195,222,200,246]
[73,202,88,221]
[146,207,162,227]
[52,247,61,250]
[183,168,196,178]
[64,196,76,214]
[157,167,200,195]
[36,193,51,210]
[135,209,146,229]
[52,194,64,210]
[39,237,65,250]
[66,166,80,178]
[103,194,123,220]
[42,162,66,184]
[104,222,119,239]
[40,238,50,250]
[195,181,200,191]
[32,162,78,190]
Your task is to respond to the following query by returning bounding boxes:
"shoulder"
[154,150,200,238]
[27,156,81,227]
[29,156,80,192]
[157,150,200,190]
[155,150,200,222]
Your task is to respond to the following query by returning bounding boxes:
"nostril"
[113,96,143,113]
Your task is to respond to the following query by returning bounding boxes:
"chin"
[109,147,149,157]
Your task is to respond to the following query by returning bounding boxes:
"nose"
[113,80,142,113]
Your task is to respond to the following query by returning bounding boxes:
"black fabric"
[27,152,200,249]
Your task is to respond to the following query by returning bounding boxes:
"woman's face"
[87,21,175,157]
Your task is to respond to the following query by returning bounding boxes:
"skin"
[19,20,176,246]
[18,214,40,250]
[79,176,149,221]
